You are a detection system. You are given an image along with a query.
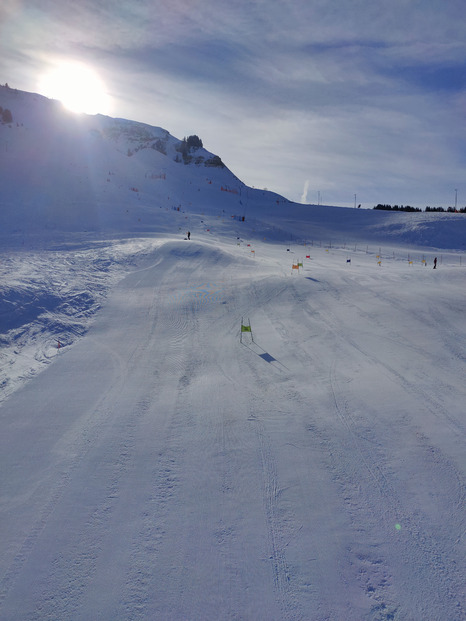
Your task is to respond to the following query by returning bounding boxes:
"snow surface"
[0,87,465,620]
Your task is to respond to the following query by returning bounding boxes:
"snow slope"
[0,87,465,620]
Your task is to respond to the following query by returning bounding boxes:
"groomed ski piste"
[0,87,465,620]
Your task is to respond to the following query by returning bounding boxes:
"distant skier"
[433,257,437,269]
[187,231,191,240]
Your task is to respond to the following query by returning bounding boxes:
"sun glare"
[39,61,112,115]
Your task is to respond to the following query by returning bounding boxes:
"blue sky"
[1,0,465,208]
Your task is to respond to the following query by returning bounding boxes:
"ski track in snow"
[286,267,465,620]
[0,235,465,620]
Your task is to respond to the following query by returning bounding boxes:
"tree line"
[373,204,466,213]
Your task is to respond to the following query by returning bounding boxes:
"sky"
[1,0,466,208]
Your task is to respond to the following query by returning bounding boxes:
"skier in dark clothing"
[187,231,191,240]
[433,257,437,269]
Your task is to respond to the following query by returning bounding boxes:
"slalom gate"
[240,317,254,343]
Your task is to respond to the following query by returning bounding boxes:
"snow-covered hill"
[2,85,466,249]
[0,85,247,234]
[0,86,465,620]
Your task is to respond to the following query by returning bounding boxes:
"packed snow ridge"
[0,85,465,620]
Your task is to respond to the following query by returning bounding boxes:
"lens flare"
[38,61,112,115]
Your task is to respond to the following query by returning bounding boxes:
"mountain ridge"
[1,84,466,251]
[0,84,250,234]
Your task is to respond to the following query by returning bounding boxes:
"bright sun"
[39,61,112,115]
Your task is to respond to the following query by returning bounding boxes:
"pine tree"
[1,108,13,124]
